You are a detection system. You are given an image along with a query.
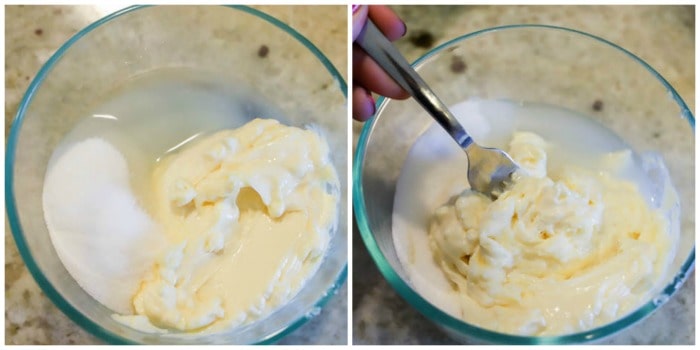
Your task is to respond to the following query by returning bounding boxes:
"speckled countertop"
[5,5,347,345]
[353,5,695,345]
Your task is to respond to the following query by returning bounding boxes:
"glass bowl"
[6,5,347,345]
[353,24,693,344]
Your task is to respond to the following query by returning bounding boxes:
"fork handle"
[356,20,473,149]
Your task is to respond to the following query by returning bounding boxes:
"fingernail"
[400,20,407,37]
[367,91,376,116]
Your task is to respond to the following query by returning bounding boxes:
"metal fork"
[356,20,520,196]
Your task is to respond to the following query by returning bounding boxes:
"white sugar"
[42,137,165,314]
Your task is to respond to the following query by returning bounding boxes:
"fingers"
[352,5,409,121]
[353,85,375,121]
[367,5,406,40]
[353,45,411,100]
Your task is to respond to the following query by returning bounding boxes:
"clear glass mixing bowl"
[6,5,347,344]
[354,24,694,344]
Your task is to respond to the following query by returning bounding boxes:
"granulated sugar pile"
[42,137,165,314]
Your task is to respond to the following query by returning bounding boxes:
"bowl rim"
[5,4,348,345]
[353,24,695,344]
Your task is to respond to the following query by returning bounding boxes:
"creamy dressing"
[392,99,679,335]
[124,119,339,333]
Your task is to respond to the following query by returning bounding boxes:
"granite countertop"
[5,5,347,345]
[353,5,695,345]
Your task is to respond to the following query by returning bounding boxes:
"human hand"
[352,5,410,121]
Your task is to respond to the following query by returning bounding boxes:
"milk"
[51,68,283,206]
[391,98,678,319]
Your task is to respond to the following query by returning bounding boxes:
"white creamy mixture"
[430,132,672,335]
[126,118,339,332]
[44,118,339,334]
[392,99,678,336]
